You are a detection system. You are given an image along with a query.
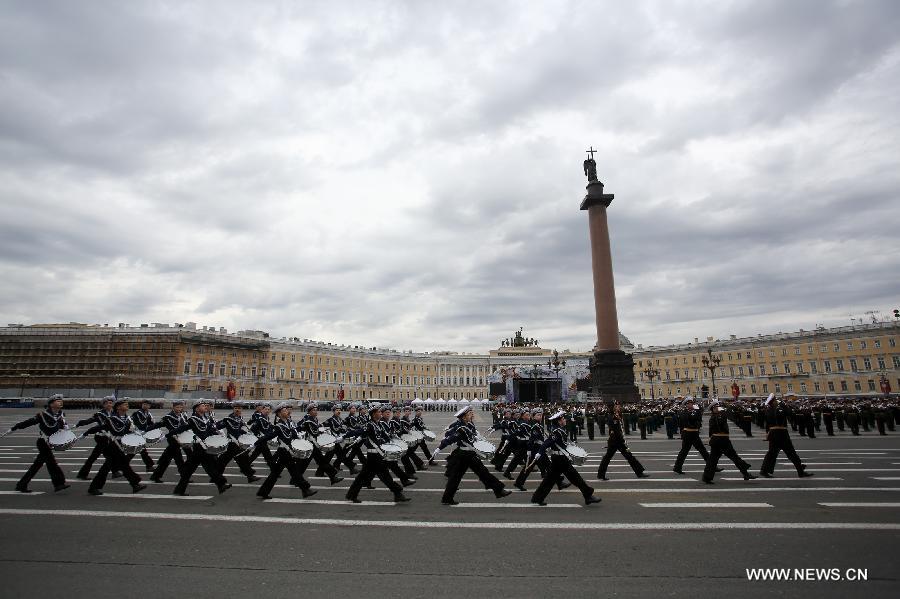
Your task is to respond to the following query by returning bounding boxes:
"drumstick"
[0,429,12,439]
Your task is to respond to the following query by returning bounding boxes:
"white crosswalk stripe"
[818,502,900,507]
[640,502,773,508]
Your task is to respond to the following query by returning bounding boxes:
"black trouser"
[760,430,804,475]
[258,448,311,497]
[492,438,514,470]
[532,455,594,504]
[515,454,566,489]
[152,438,186,479]
[587,422,595,440]
[702,437,751,482]
[138,448,155,470]
[89,442,141,491]
[638,420,647,439]
[249,442,276,468]
[305,447,339,480]
[743,417,753,437]
[664,418,676,439]
[18,438,66,489]
[824,416,834,436]
[847,417,859,435]
[836,414,845,431]
[415,439,432,460]
[329,443,358,471]
[504,439,528,476]
[877,418,887,435]
[598,438,644,478]
[217,442,256,478]
[403,446,424,475]
[347,453,402,499]
[77,436,108,478]
[674,431,711,471]
[346,443,367,468]
[806,417,816,438]
[173,446,227,493]
[442,451,505,503]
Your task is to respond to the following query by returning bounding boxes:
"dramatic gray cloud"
[1,0,899,352]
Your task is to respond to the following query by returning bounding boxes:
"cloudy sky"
[1,1,899,353]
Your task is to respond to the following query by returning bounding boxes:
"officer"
[216,401,260,482]
[130,399,156,472]
[663,402,678,439]
[255,402,317,500]
[586,407,595,441]
[74,396,115,479]
[87,398,150,495]
[822,402,835,436]
[597,401,648,480]
[344,404,410,503]
[701,400,756,484]
[435,405,511,505]
[846,404,860,435]
[8,394,70,493]
[759,394,814,478]
[171,400,231,496]
[530,410,601,506]
[672,397,719,475]
[149,399,189,482]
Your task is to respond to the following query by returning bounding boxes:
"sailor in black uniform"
[216,402,260,483]
[86,398,150,495]
[75,396,114,479]
[130,399,156,472]
[672,397,718,475]
[597,401,648,480]
[411,405,433,462]
[436,406,511,505]
[531,410,601,506]
[323,404,358,474]
[502,409,531,480]
[701,400,756,484]
[513,408,569,492]
[297,404,344,485]
[247,401,276,468]
[171,399,231,496]
[256,402,317,499]
[149,399,189,482]
[345,404,411,503]
[7,394,70,493]
[489,409,513,470]
[343,403,368,470]
[401,405,427,472]
[379,407,416,485]
[492,409,520,472]
[759,394,814,479]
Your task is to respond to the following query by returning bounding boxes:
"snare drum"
[142,428,164,445]
[422,429,437,442]
[314,433,337,451]
[286,438,313,459]
[47,430,78,451]
[119,433,147,455]
[267,436,280,450]
[400,433,419,447]
[202,434,230,455]
[473,439,496,461]
[380,442,404,461]
[236,433,258,451]
[565,444,588,465]
[175,431,195,446]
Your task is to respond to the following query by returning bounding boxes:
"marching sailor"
[345,404,411,503]
[436,405,511,506]
[170,399,231,496]
[86,398,149,495]
[530,410,601,506]
[130,399,156,472]
[701,400,756,484]
[597,401,648,480]
[401,405,427,472]
[343,403,368,470]
[502,409,531,480]
[255,402,317,500]
[149,399,189,482]
[297,404,344,485]
[759,394,814,479]
[672,397,719,475]
[247,401,276,468]
[216,401,260,483]
[7,394,70,493]
[411,405,433,462]
[323,404,358,474]
[513,408,569,493]
[74,396,114,479]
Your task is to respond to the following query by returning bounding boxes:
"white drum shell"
[47,430,78,451]
[120,433,147,455]
[202,435,230,455]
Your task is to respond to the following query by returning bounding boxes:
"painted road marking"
[640,502,773,508]
[451,503,582,508]
[0,490,44,495]
[94,493,213,500]
[263,498,399,506]
[818,502,900,507]
[1,509,899,531]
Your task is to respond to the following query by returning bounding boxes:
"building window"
[877,357,886,370]
[774,383,781,392]
[867,380,876,391]
[800,382,807,392]
[840,381,848,392]
[836,359,844,371]
[796,363,804,373]
[290,368,296,379]
[183,361,190,375]
[827,381,835,392]
[196,362,204,374]
[849,359,858,372]
[893,356,900,369]
[847,342,853,351]
[787,383,794,392]
[863,357,871,370]
[231,364,236,376]
[750,384,757,393]
[833,343,840,352]
[219,363,226,376]
[889,338,896,348]
[208,363,215,375]
[824,361,832,373]
[809,361,817,374]
[854,380,862,392]
[762,384,769,393]
[813,382,820,392]
[783,363,791,374]
[861,340,867,349]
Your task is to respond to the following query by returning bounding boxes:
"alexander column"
[580,147,639,404]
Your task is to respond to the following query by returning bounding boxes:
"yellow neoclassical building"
[0,319,897,401]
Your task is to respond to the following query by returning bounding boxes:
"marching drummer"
[342,403,368,471]
[411,405,433,463]
[379,407,416,486]
[530,410,601,506]
[216,401,260,483]
[74,396,115,480]
[170,399,231,496]
[323,404,358,475]
[400,405,427,473]
[436,405,511,506]
[150,399,189,483]
[8,394,71,493]
[130,399,156,472]
[86,398,148,495]
[344,404,411,503]
[296,404,344,485]
[247,401,276,469]
[255,402,317,500]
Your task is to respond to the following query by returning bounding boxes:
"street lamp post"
[19,373,30,398]
[642,366,660,401]
[548,349,566,402]
[113,373,125,399]
[700,347,722,399]
[528,364,542,403]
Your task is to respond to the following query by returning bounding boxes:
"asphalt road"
[0,408,898,598]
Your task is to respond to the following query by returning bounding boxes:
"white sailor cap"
[102,395,116,402]
[273,401,292,413]
[709,400,722,410]
[549,409,566,421]
[171,399,186,407]
[49,393,64,401]
[764,393,775,406]
[682,396,694,404]
[455,406,472,418]
[368,403,383,414]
